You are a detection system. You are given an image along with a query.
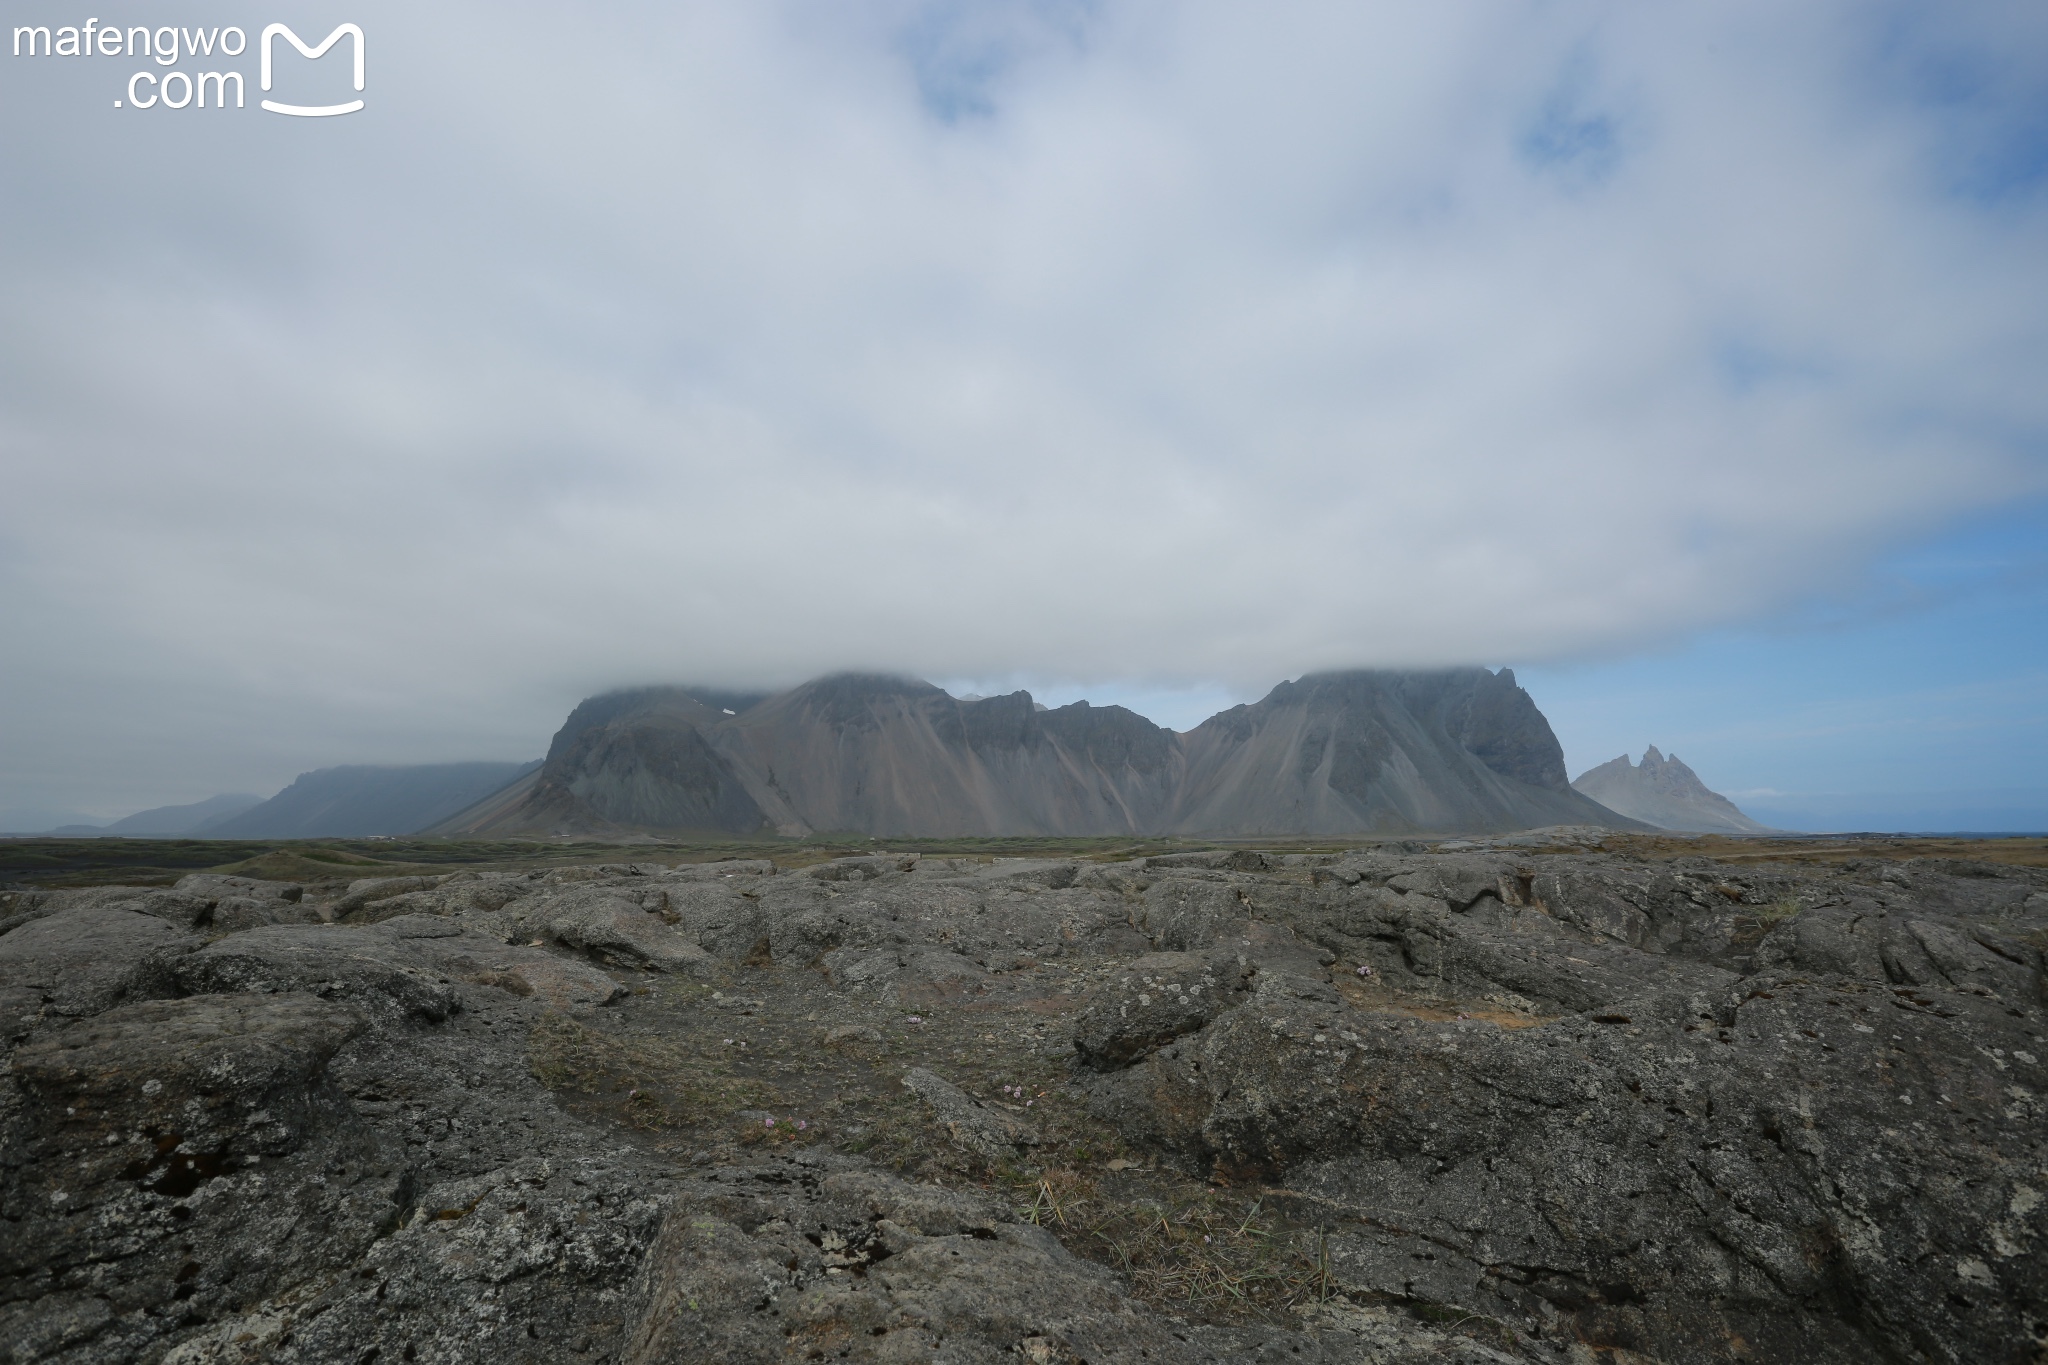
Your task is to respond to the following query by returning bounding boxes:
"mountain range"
[15,764,541,840]
[41,792,264,837]
[13,674,1795,841]
[432,668,1643,838]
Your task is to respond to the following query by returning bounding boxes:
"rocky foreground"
[1,839,2043,1363]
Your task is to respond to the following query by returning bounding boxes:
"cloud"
[1,0,2044,808]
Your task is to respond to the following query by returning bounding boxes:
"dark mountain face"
[785,673,948,734]
[543,687,728,765]
[707,677,1181,837]
[469,668,1637,838]
[1038,701,1177,776]
[1441,667,1570,790]
[545,707,766,833]
[485,689,770,836]
[1166,669,1636,836]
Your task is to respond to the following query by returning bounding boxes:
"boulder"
[0,907,198,1019]
[377,914,626,1011]
[176,924,461,1021]
[527,891,713,973]
[1072,950,1247,1069]
[174,873,305,904]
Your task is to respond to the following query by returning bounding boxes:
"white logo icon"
[260,23,363,117]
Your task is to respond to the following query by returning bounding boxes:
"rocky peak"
[1573,746,1773,834]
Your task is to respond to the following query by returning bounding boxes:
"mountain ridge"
[444,668,1644,838]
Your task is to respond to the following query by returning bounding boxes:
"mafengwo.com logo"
[11,19,363,115]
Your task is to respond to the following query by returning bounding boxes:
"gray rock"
[665,858,778,881]
[524,889,714,974]
[626,1164,1329,1365]
[1072,950,1245,1069]
[809,853,921,881]
[19,885,219,930]
[3,994,403,1361]
[176,924,462,1021]
[208,894,322,934]
[902,1066,1041,1160]
[379,914,627,1011]
[4,845,2042,1365]
[329,874,444,920]
[1138,875,1248,949]
[164,1157,664,1365]
[1087,944,2046,1363]
[0,907,198,1019]
[173,873,304,904]
[819,1169,1005,1236]
[823,945,990,1006]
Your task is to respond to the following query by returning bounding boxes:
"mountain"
[715,676,1181,836]
[201,761,541,839]
[453,687,774,838]
[105,793,265,835]
[1169,669,1633,835]
[447,669,1646,838]
[1571,747,1773,834]
[436,676,1180,838]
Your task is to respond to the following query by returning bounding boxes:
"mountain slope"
[200,761,542,838]
[460,677,1183,838]
[1572,747,1774,834]
[105,793,265,835]
[1168,669,1637,835]
[468,668,1642,838]
[709,675,1182,837]
[481,687,770,837]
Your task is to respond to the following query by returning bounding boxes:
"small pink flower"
[765,1117,776,1128]
[796,1120,807,1130]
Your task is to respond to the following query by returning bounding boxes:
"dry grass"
[1609,832,2048,870]
[1331,972,1552,1029]
[527,1011,780,1129]
[1012,1168,1336,1320]
[1758,897,1803,923]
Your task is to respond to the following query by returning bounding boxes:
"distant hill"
[1571,747,1773,834]
[39,792,265,837]
[201,761,541,838]
[0,806,108,835]
[101,793,266,836]
[441,669,1646,838]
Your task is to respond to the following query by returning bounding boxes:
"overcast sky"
[2,1,2044,826]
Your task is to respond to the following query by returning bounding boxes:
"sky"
[2,1,2044,832]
